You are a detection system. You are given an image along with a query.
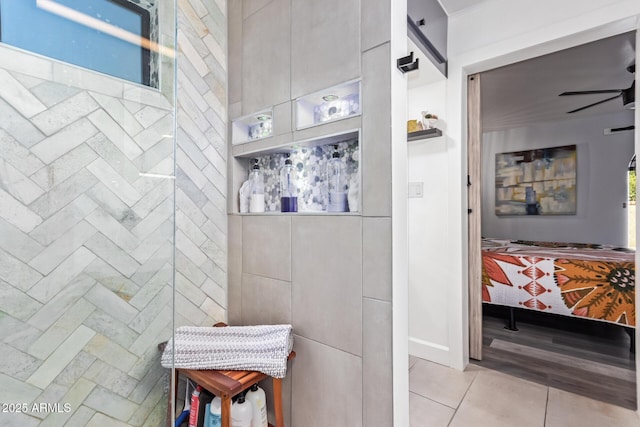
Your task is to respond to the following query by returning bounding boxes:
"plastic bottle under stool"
[188,385,202,427]
[231,394,253,427]
[245,384,268,427]
[208,397,222,427]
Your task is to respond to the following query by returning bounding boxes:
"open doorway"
[468,31,637,409]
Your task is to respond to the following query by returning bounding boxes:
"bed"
[481,238,636,328]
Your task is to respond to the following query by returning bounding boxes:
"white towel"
[161,324,293,378]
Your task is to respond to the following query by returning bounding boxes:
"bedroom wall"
[481,111,635,246]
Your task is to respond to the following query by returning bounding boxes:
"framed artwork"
[495,144,576,216]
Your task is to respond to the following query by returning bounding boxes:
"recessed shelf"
[232,108,273,145]
[295,79,361,130]
[407,127,442,141]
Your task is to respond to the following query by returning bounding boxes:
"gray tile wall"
[229,1,394,426]
[0,0,228,424]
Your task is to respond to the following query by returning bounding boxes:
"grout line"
[543,386,550,426]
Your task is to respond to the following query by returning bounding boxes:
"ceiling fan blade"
[566,94,621,113]
[610,125,635,132]
[559,89,622,96]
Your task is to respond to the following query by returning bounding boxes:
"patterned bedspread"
[482,239,636,327]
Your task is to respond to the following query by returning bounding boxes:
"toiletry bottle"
[279,155,298,212]
[327,145,348,212]
[248,159,265,213]
[245,384,268,427]
[208,397,222,427]
[188,385,202,427]
[231,393,253,427]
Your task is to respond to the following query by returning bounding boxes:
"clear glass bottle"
[326,145,348,212]
[279,155,297,212]
[249,159,265,213]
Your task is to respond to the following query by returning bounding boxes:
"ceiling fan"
[559,64,635,113]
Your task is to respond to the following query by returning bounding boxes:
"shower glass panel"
[0,0,177,425]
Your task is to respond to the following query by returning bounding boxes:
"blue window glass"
[0,0,151,86]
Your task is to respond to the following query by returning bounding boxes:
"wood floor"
[474,305,637,410]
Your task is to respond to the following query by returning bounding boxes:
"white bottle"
[208,397,222,427]
[231,394,253,427]
[245,384,268,427]
[248,160,265,213]
[326,146,348,212]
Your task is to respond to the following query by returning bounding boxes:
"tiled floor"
[409,356,640,427]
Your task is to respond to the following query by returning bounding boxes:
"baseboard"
[408,336,451,367]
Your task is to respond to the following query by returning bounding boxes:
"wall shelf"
[407,128,442,141]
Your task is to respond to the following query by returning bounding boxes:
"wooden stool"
[169,323,295,427]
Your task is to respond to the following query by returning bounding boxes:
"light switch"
[408,182,423,198]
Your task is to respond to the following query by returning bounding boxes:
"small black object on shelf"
[397,51,419,73]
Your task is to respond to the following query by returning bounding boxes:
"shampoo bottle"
[231,393,253,427]
[279,155,298,212]
[245,384,268,427]
[326,145,348,212]
[248,159,265,213]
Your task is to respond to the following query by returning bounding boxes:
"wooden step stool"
[168,323,295,427]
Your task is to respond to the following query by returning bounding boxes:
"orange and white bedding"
[482,239,636,327]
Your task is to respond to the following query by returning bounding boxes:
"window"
[0,0,151,86]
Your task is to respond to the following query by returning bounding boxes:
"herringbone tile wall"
[0,0,228,426]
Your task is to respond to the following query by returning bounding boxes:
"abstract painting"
[495,145,576,216]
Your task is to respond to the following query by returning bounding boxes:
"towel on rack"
[161,324,294,378]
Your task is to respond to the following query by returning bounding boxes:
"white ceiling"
[481,31,636,132]
[437,0,490,15]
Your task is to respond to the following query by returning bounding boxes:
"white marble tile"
[126,371,166,421]
[175,209,207,246]
[31,80,82,108]
[0,248,43,292]
[0,128,45,176]
[131,219,173,264]
[127,309,171,357]
[176,148,207,190]
[28,221,97,275]
[449,370,548,427]
[0,187,43,233]
[0,341,41,381]
[85,208,140,252]
[88,110,143,160]
[83,360,137,397]
[133,106,168,129]
[203,90,226,126]
[174,292,207,326]
[177,108,207,149]
[30,144,98,191]
[175,249,207,286]
[202,162,226,192]
[29,169,99,220]
[201,277,227,307]
[63,406,95,427]
[200,297,226,324]
[128,267,172,311]
[30,382,69,419]
[82,308,138,350]
[30,118,98,165]
[545,387,640,427]
[200,239,226,272]
[27,247,96,303]
[84,182,135,228]
[0,159,44,204]
[38,378,95,427]
[203,33,227,71]
[85,334,138,373]
[200,218,226,249]
[0,69,47,118]
[27,298,95,360]
[178,29,209,77]
[0,45,52,79]
[175,271,207,307]
[178,68,210,113]
[0,217,44,263]
[27,325,96,389]
[29,194,97,246]
[26,275,96,331]
[175,229,208,266]
[0,98,45,148]
[122,84,173,111]
[84,386,138,423]
[0,279,42,322]
[409,358,479,409]
[84,283,139,324]
[10,70,45,89]
[83,233,140,278]
[85,133,142,184]
[32,92,99,136]
[133,113,173,151]
[52,62,123,98]
[130,197,173,240]
[86,158,142,207]
[128,286,172,334]
[130,242,173,286]
[89,92,143,136]
[0,372,42,404]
